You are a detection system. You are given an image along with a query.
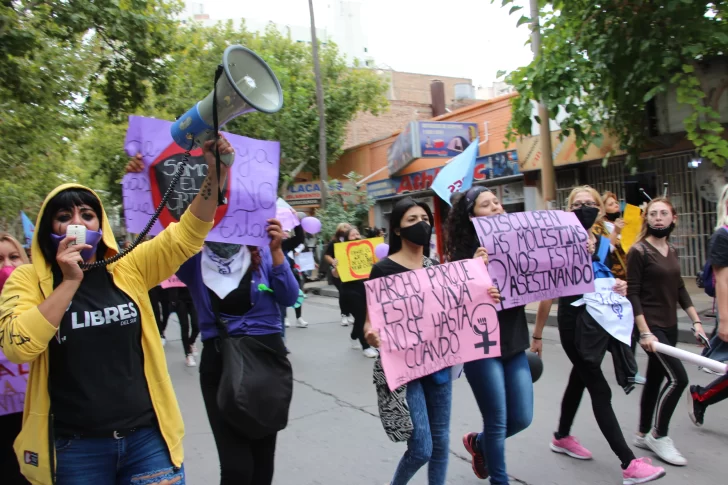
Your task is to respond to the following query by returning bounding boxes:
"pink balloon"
[301,216,322,234]
[375,243,389,260]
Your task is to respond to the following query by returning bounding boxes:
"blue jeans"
[464,351,534,485]
[54,428,184,485]
[391,375,452,485]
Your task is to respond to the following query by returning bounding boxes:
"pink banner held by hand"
[365,259,500,391]
[161,275,186,289]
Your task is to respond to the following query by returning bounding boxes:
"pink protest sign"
[473,210,595,310]
[160,275,186,289]
[0,351,29,416]
[122,115,280,246]
[365,259,500,391]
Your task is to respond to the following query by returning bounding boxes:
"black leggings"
[174,289,200,356]
[332,276,350,316]
[200,336,283,485]
[149,286,170,337]
[0,413,29,485]
[639,326,689,436]
[341,282,368,349]
[556,308,635,466]
[294,271,304,319]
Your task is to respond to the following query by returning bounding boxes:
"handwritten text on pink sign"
[365,259,500,391]
[473,210,594,310]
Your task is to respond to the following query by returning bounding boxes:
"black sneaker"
[462,432,489,479]
[687,385,705,427]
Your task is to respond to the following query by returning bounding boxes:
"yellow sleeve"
[118,210,213,290]
[0,267,59,364]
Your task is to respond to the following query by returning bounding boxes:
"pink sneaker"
[622,457,666,485]
[550,435,593,460]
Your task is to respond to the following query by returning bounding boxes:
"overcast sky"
[194,0,534,87]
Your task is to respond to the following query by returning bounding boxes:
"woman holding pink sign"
[546,186,665,484]
[444,186,533,484]
[0,233,31,485]
[364,197,501,485]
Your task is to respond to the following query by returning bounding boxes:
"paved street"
[164,295,727,485]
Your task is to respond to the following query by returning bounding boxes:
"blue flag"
[431,137,479,206]
[20,211,35,249]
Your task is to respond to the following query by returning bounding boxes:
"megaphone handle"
[211,64,226,207]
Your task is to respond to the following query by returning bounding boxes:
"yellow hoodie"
[0,183,212,484]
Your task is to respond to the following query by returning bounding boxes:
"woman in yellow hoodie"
[0,136,234,485]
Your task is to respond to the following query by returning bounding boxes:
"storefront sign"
[370,149,519,200]
[283,180,351,206]
[516,130,625,172]
[387,121,479,176]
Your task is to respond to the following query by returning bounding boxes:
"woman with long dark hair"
[364,197,492,485]
[547,186,666,484]
[0,137,233,485]
[0,233,31,485]
[444,187,533,484]
[627,197,707,466]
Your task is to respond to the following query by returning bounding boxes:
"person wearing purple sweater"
[176,223,299,485]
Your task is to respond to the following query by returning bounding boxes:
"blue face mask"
[50,229,103,261]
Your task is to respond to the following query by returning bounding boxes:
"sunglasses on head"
[465,186,492,213]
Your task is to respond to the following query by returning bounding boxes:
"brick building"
[344,70,477,149]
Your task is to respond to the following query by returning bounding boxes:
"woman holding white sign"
[626,197,708,467]
[364,197,500,485]
[444,186,533,484]
[548,186,666,484]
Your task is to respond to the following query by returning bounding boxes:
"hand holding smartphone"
[692,326,711,350]
[66,225,87,247]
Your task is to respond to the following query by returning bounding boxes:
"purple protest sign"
[473,211,595,309]
[122,115,280,246]
[0,351,29,416]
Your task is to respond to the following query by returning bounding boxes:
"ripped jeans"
[54,427,184,485]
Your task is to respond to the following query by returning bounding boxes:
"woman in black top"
[444,186,532,484]
[323,223,353,326]
[547,186,665,484]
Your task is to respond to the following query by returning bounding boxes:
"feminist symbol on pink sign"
[365,259,500,391]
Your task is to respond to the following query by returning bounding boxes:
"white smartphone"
[66,225,87,246]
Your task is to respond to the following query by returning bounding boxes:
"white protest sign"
[575,277,633,346]
[294,252,316,272]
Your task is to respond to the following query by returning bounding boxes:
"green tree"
[315,173,375,241]
[498,0,728,167]
[79,21,389,208]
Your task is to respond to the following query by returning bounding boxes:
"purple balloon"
[301,216,322,234]
[375,243,389,260]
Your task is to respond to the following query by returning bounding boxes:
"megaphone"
[170,45,283,165]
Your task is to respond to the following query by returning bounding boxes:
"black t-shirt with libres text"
[49,267,155,433]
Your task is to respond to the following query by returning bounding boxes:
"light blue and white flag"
[431,137,479,206]
[20,211,35,248]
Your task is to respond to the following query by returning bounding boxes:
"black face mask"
[647,223,675,239]
[206,242,242,259]
[399,221,432,247]
[573,206,600,230]
[605,211,621,222]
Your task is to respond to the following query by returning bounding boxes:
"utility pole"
[309,0,328,208]
[530,0,556,209]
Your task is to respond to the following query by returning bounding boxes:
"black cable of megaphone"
[81,64,229,270]
[80,153,190,270]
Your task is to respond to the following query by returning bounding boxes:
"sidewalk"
[305,278,716,344]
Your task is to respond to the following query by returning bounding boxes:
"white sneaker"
[185,355,197,367]
[348,314,355,324]
[633,434,649,450]
[161,337,166,347]
[363,348,379,358]
[700,366,723,376]
[285,318,291,328]
[351,338,362,350]
[644,434,687,466]
[341,315,349,326]
[296,318,309,328]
